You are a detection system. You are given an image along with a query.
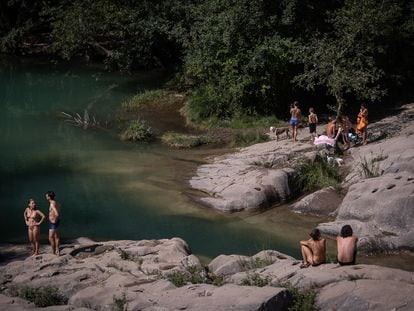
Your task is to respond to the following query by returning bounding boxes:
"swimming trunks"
[309,123,316,133]
[50,220,60,230]
[290,119,298,125]
[337,259,355,266]
[337,250,357,266]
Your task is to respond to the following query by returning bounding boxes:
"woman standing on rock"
[356,103,369,144]
[24,199,45,256]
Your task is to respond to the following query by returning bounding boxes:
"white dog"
[327,156,344,166]
[269,126,290,141]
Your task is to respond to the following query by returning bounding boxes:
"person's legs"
[362,129,367,144]
[49,229,56,254]
[33,226,40,255]
[54,230,60,255]
[293,125,298,141]
[28,227,35,255]
[300,245,313,267]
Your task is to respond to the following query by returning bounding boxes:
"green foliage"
[202,115,284,130]
[167,266,223,287]
[240,273,271,287]
[231,129,269,147]
[293,0,409,114]
[161,132,213,148]
[112,293,128,311]
[48,0,192,70]
[0,1,54,53]
[2,0,414,119]
[295,158,341,192]
[239,256,275,271]
[18,286,68,308]
[359,151,387,178]
[167,270,188,287]
[287,286,318,311]
[120,120,153,142]
[121,90,167,111]
[183,0,298,119]
[119,249,131,260]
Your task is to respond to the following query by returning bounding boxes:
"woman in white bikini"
[24,199,46,256]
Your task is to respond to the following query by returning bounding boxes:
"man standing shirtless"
[290,101,301,142]
[46,191,61,256]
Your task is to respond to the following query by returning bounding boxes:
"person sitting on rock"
[337,224,358,265]
[300,228,326,268]
[326,118,337,138]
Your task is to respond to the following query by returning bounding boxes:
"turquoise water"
[0,58,318,259]
[1,59,412,271]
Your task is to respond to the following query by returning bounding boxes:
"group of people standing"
[299,225,358,268]
[23,191,61,256]
[289,101,369,146]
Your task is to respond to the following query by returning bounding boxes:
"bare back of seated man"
[300,228,326,268]
[326,119,337,138]
[337,225,358,265]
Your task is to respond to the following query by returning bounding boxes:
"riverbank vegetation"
[295,157,343,191]
[2,0,413,121]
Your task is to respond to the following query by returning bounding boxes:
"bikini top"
[26,209,37,220]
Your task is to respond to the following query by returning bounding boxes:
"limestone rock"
[190,138,316,211]
[289,187,344,216]
[319,171,414,253]
[1,241,414,311]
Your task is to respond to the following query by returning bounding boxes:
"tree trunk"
[334,92,345,118]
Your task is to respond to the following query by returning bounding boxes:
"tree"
[293,0,405,115]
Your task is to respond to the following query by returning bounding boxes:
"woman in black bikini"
[24,199,45,256]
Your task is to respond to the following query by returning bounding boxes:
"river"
[1,58,412,270]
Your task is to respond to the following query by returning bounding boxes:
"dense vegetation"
[1,0,413,120]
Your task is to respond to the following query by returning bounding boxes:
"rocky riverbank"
[190,103,414,255]
[1,105,412,310]
[1,238,413,311]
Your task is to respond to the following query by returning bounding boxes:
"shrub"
[122,90,166,111]
[231,129,269,147]
[295,158,341,191]
[240,273,271,287]
[161,132,213,148]
[166,266,216,287]
[185,85,229,122]
[359,151,386,178]
[112,293,128,311]
[119,249,131,260]
[167,271,188,287]
[239,256,275,271]
[19,286,68,307]
[287,286,318,311]
[120,120,153,142]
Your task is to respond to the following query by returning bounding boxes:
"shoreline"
[1,237,413,310]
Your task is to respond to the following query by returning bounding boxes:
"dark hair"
[46,191,55,199]
[340,225,353,238]
[309,228,321,240]
[28,198,37,209]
